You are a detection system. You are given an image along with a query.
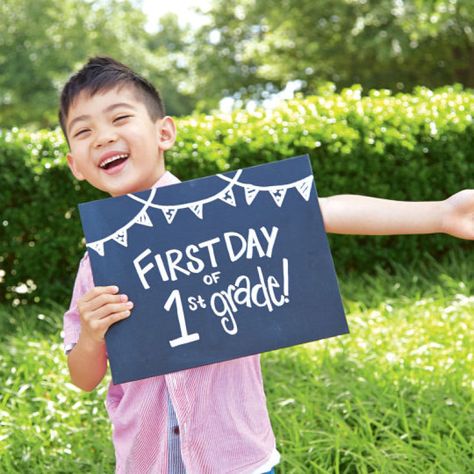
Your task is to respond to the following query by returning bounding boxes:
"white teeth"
[99,153,129,168]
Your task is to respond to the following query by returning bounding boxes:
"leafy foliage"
[2,1,474,126]
[190,0,474,107]
[0,0,196,128]
[0,85,473,305]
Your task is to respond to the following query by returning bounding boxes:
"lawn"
[0,253,472,473]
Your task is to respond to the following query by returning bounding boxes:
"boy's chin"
[106,180,152,197]
[97,167,164,196]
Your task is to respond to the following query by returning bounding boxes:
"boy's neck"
[151,169,169,188]
[110,167,169,197]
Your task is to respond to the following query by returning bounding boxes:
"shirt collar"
[152,170,180,188]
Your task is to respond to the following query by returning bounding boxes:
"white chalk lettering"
[224,226,280,263]
[267,275,285,307]
[233,276,252,307]
[185,244,205,273]
[133,248,154,290]
[260,226,279,258]
[164,289,200,347]
[188,296,199,311]
[166,249,191,282]
[198,237,221,267]
[203,272,222,285]
[132,227,280,287]
[252,266,274,312]
[223,232,247,262]
[154,253,169,282]
[210,258,289,335]
[246,228,266,259]
[210,292,238,335]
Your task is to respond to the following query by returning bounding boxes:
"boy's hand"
[441,189,474,240]
[68,285,131,391]
[77,286,133,344]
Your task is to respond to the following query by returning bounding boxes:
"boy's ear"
[66,153,85,181]
[156,116,176,151]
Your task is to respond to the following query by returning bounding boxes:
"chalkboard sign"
[79,155,349,384]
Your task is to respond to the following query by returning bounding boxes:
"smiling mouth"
[99,153,129,170]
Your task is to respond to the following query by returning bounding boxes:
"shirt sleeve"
[63,252,94,353]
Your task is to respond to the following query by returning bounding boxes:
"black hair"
[59,56,165,141]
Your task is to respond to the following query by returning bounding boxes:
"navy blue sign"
[78,155,348,384]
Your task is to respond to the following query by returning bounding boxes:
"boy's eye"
[74,129,90,138]
[114,115,132,123]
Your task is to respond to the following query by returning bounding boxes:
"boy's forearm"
[67,335,108,392]
[319,195,444,235]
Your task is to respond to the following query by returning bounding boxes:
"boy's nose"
[94,129,118,148]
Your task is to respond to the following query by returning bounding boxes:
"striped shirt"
[63,171,280,473]
[166,392,186,473]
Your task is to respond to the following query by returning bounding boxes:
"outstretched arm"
[319,189,474,239]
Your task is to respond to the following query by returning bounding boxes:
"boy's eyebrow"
[67,102,137,134]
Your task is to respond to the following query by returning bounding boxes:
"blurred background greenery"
[1,0,473,305]
[1,0,474,128]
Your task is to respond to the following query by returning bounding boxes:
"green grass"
[0,253,472,472]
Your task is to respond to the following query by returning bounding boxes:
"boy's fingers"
[84,292,128,312]
[84,309,131,340]
[101,310,132,332]
[82,286,119,303]
[95,301,134,320]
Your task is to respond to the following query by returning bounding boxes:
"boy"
[60,57,473,474]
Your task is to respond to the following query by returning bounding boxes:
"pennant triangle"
[296,176,314,201]
[270,188,287,207]
[219,189,236,207]
[244,186,259,205]
[190,204,203,219]
[135,211,153,227]
[88,241,105,256]
[113,230,128,247]
[162,208,177,224]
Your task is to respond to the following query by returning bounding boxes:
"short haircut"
[59,56,165,142]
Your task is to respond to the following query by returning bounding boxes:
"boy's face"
[65,86,176,196]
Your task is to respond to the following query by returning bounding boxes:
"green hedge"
[1,84,473,305]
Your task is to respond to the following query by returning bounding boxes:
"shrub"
[1,84,473,305]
